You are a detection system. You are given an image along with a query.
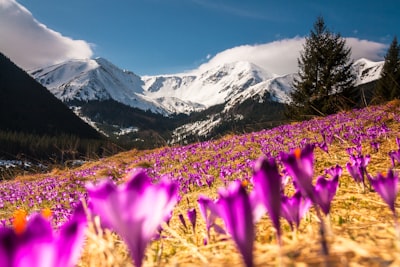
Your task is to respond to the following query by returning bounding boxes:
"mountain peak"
[353,58,384,85]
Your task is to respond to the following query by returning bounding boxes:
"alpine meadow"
[1,4,400,267]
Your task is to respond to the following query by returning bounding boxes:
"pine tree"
[374,36,400,102]
[288,16,355,119]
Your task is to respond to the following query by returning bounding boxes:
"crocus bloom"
[281,191,312,231]
[252,157,282,240]
[346,154,370,190]
[197,195,225,237]
[313,174,340,215]
[87,170,178,267]
[325,164,342,178]
[370,141,380,152]
[187,208,197,233]
[178,214,187,229]
[369,170,399,214]
[280,144,315,201]
[0,203,86,267]
[217,181,255,267]
[389,150,400,167]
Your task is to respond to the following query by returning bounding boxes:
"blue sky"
[1,0,399,75]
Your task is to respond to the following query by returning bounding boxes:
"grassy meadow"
[1,100,400,266]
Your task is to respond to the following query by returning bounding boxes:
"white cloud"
[194,37,387,75]
[0,0,93,70]
[346,38,386,62]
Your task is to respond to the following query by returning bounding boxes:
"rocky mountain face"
[29,57,383,148]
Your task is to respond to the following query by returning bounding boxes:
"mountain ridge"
[29,56,384,147]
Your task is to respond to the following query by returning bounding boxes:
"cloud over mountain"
[195,37,386,76]
[0,0,93,70]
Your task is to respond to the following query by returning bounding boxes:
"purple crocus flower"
[197,195,225,238]
[346,153,370,191]
[324,164,342,178]
[313,174,340,215]
[389,139,400,167]
[87,170,178,267]
[281,145,330,255]
[281,191,312,231]
[0,203,86,267]
[318,142,329,153]
[389,150,400,167]
[252,157,282,241]
[370,141,380,152]
[187,208,197,233]
[217,181,255,267]
[178,213,187,229]
[280,144,315,201]
[369,170,399,214]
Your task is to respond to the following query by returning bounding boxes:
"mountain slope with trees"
[0,52,119,166]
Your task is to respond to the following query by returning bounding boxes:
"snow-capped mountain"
[142,61,274,110]
[29,56,384,147]
[30,58,168,114]
[30,58,277,115]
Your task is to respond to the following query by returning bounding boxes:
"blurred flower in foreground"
[87,170,178,267]
[281,145,330,256]
[252,157,282,243]
[281,191,312,231]
[0,204,86,267]
[218,181,255,267]
[313,173,340,216]
[369,170,400,240]
[197,195,225,239]
[280,144,315,201]
[369,170,399,215]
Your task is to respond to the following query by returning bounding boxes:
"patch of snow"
[353,58,384,85]
[114,126,139,136]
[170,116,222,143]
[71,106,109,137]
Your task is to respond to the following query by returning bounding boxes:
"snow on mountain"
[31,59,277,115]
[353,58,383,85]
[30,57,384,118]
[223,73,296,113]
[30,58,166,114]
[142,61,275,108]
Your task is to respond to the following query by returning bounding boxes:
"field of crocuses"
[1,100,400,266]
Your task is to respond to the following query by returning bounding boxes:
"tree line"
[287,16,400,119]
[0,131,122,165]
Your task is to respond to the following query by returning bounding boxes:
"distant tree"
[374,36,400,102]
[287,16,355,119]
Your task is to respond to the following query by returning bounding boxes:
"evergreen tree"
[374,36,400,102]
[288,16,355,119]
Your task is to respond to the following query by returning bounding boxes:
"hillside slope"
[0,52,101,138]
[4,100,400,266]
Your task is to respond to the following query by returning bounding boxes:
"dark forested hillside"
[0,53,101,138]
[0,53,120,165]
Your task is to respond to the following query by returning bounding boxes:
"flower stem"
[394,210,400,249]
[314,205,329,258]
